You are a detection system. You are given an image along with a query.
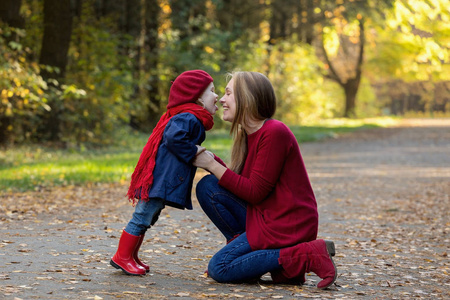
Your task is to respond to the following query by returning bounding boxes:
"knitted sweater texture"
[219,119,318,250]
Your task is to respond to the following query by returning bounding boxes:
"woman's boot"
[110,231,146,275]
[270,269,305,285]
[278,239,337,289]
[134,235,150,272]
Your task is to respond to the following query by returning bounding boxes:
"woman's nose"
[219,96,225,103]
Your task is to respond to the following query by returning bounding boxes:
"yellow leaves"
[204,46,214,54]
[123,291,142,295]
[1,89,9,99]
[13,77,21,87]
[160,3,171,14]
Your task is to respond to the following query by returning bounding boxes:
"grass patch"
[0,117,397,192]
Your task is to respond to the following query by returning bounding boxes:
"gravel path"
[1,118,449,299]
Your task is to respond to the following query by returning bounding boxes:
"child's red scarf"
[127,103,214,203]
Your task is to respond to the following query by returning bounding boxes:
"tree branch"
[320,33,343,86]
[355,18,365,79]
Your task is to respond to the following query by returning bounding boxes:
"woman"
[193,71,337,289]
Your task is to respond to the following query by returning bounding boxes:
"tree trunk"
[144,0,161,128]
[343,78,360,118]
[39,0,73,80]
[321,19,365,118]
[304,0,315,44]
[39,0,73,141]
[0,0,24,28]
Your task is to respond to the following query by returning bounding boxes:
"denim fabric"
[196,175,247,241]
[125,198,165,236]
[208,233,282,283]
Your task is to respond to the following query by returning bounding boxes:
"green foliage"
[0,25,49,144]
[62,2,134,146]
[1,0,447,148]
[367,0,450,81]
[354,77,381,117]
[233,39,344,123]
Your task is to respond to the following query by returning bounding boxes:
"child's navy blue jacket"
[147,112,207,210]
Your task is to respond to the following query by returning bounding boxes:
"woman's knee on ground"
[207,254,230,283]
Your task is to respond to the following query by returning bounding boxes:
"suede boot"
[110,230,146,275]
[134,235,150,272]
[270,269,305,284]
[278,239,337,289]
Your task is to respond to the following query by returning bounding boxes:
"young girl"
[111,70,218,275]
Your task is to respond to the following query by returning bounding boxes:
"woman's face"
[220,78,236,122]
[200,82,218,115]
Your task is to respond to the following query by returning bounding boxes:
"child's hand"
[196,145,206,156]
[204,150,214,158]
[193,150,226,179]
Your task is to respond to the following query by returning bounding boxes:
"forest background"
[0,0,449,191]
[1,0,449,147]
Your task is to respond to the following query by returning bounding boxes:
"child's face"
[199,82,218,115]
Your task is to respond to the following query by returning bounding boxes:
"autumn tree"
[139,0,161,129]
[0,0,26,144]
[39,0,72,80]
[37,0,73,141]
[316,0,395,117]
[319,17,365,118]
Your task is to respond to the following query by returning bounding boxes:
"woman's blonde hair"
[229,71,276,173]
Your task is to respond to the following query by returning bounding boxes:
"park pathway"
[1,119,449,299]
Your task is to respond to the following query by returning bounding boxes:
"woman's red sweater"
[219,119,318,250]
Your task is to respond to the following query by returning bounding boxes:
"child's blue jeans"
[196,175,282,283]
[125,198,165,236]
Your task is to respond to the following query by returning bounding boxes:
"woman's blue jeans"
[196,175,282,283]
[125,198,165,236]
[196,175,247,240]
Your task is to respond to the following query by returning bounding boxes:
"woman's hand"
[193,150,215,169]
